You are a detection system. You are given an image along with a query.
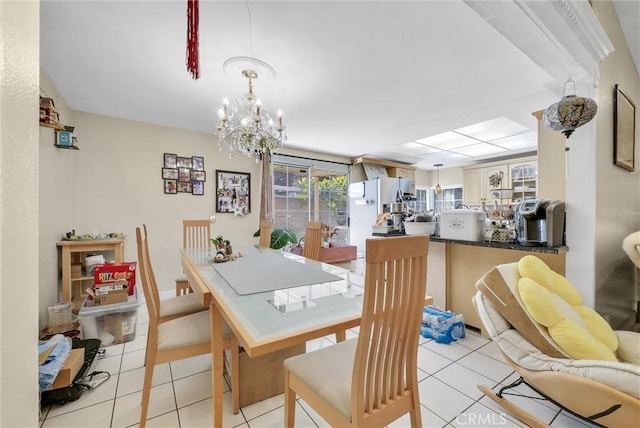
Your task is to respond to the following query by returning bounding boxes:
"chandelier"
[215,57,286,158]
[543,78,597,138]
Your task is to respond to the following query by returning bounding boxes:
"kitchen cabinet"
[463,164,508,206]
[463,157,536,206]
[57,239,125,310]
[462,167,483,205]
[387,167,415,181]
[509,160,537,202]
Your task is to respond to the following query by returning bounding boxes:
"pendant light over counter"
[434,163,443,195]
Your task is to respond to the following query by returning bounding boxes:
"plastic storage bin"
[77,289,140,346]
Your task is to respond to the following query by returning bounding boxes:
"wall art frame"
[162,153,205,195]
[164,153,177,168]
[614,84,636,172]
[216,170,250,214]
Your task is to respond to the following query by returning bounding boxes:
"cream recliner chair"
[473,255,640,428]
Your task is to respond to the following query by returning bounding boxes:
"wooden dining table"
[180,246,366,427]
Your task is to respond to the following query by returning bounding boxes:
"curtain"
[259,152,273,227]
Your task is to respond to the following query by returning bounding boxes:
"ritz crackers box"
[94,262,137,295]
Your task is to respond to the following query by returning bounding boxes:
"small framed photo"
[162,168,178,180]
[164,179,177,194]
[216,170,250,214]
[192,156,204,171]
[177,181,192,193]
[177,156,192,168]
[192,181,204,196]
[164,153,177,168]
[614,84,636,171]
[178,167,191,182]
[191,170,206,182]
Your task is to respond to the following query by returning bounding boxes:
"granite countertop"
[372,231,568,254]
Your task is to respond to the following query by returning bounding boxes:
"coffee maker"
[515,199,565,247]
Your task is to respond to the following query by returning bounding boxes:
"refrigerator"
[348,177,414,256]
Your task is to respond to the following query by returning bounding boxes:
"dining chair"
[141,225,205,323]
[259,219,272,248]
[176,219,212,295]
[136,226,240,427]
[284,235,429,427]
[302,221,322,261]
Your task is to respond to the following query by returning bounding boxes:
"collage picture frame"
[163,153,206,195]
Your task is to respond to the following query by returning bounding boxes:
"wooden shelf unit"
[56,239,125,310]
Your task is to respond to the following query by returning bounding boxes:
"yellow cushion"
[517,255,618,362]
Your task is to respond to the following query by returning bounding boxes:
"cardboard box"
[94,288,128,305]
[94,262,137,295]
[39,347,85,390]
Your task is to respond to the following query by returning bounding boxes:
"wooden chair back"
[302,221,322,260]
[259,219,272,248]
[183,219,211,249]
[353,235,429,426]
[136,225,161,329]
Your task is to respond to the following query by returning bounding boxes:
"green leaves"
[270,228,298,249]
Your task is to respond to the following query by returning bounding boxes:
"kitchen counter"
[372,231,567,254]
[373,231,566,333]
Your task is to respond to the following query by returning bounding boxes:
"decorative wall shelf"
[39,122,64,131]
[54,144,80,150]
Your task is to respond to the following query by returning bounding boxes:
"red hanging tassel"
[186,0,200,79]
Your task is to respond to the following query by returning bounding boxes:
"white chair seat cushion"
[284,338,357,419]
[175,274,188,282]
[158,310,231,351]
[159,293,205,318]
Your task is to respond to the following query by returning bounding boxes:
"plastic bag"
[38,334,72,390]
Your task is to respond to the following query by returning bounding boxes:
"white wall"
[39,72,75,328]
[0,0,40,425]
[591,0,640,326]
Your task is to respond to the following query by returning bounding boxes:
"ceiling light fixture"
[434,163,443,195]
[543,78,597,138]
[215,57,287,159]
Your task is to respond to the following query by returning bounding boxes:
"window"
[432,186,464,213]
[271,155,350,243]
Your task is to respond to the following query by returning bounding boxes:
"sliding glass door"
[272,155,349,244]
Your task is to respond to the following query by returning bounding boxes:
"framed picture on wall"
[178,167,191,182]
[614,84,636,172]
[191,170,206,182]
[162,168,178,180]
[216,170,250,214]
[177,181,192,193]
[164,153,177,168]
[192,181,204,196]
[177,156,192,169]
[192,156,204,171]
[164,179,177,194]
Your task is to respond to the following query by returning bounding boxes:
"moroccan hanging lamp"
[543,78,597,138]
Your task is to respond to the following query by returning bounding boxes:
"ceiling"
[40,1,638,171]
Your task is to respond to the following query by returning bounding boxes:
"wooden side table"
[56,239,125,309]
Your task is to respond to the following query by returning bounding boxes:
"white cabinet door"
[510,161,537,202]
[484,164,509,202]
[463,168,484,205]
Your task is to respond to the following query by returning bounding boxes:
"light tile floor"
[40,292,601,428]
